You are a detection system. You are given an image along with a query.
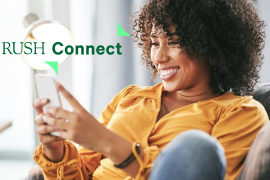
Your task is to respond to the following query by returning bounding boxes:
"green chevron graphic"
[44,61,58,75]
[117,22,131,36]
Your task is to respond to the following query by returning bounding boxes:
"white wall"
[258,0,270,83]
[0,0,34,159]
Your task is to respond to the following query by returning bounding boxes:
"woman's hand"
[33,98,65,162]
[42,81,110,152]
[42,82,145,178]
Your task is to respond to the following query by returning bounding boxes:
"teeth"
[160,68,179,75]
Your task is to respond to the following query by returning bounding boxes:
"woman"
[32,0,268,179]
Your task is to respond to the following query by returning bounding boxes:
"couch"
[237,83,270,180]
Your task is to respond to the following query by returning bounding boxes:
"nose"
[152,46,170,65]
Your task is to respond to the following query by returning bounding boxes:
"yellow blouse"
[33,82,269,180]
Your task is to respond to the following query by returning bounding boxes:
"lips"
[159,67,180,81]
[159,67,180,76]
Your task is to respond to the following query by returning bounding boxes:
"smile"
[159,67,180,81]
[159,67,180,76]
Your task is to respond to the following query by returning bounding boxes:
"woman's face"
[150,25,211,93]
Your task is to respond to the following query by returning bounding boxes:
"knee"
[150,130,226,180]
[170,130,221,150]
[26,165,44,180]
[163,130,226,164]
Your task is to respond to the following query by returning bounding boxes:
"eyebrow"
[150,32,178,38]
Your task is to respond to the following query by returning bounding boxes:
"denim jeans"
[149,130,226,180]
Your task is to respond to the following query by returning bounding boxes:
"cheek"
[166,49,185,64]
[168,49,182,57]
[175,58,197,78]
[184,62,209,81]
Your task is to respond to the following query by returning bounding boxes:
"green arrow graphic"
[117,22,131,36]
[44,61,58,75]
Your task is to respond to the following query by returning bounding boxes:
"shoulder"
[212,92,269,123]
[217,92,266,113]
[108,83,162,109]
[120,82,163,99]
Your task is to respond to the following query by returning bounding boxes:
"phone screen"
[35,74,62,111]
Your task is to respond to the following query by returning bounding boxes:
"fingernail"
[42,99,48,103]
[43,116,48,122]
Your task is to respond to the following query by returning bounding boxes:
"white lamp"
[22,13,72,70]
[22,14,73,147]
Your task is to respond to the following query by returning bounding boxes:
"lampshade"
[22,13,72,70]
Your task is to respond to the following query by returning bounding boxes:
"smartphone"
[35,74,62,111]
[35,74,62,136]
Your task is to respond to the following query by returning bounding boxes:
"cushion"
[236,121,270,180]
[253,83,270,119]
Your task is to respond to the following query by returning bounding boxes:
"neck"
[167,83,219,103]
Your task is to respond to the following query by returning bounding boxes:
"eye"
[168,41,181,49]
[168,42,178,45]
[151,42,159,47]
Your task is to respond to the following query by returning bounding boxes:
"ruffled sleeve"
[211,97,268,180]
[34,140,87,180]
[134,145,160,180]
[33,84,135,180]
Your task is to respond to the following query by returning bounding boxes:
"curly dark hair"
[131,0,266,96]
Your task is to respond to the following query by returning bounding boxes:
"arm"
[34,140,101,180]
[101,135,160,179]
[33,84,135,180]
[211,98,269,180]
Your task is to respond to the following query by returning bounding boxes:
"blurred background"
[0,0,269,179]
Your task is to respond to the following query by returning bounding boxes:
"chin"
[162,81,182,92]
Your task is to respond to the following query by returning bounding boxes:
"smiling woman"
[30,0,269,180]
[52,42,123,55]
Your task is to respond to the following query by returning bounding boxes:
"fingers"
[51,131,69,140]
[45,107,74,122]
[34,113,63,126]
[42,115,70,129]
[34,114,45,125]
[55,81,82,110]
[36,123,68,142]
[36,124,62,134]
[34,108,66,145]
[33,98,49,115]
[36,124,65,143]
[38,134,64,144]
